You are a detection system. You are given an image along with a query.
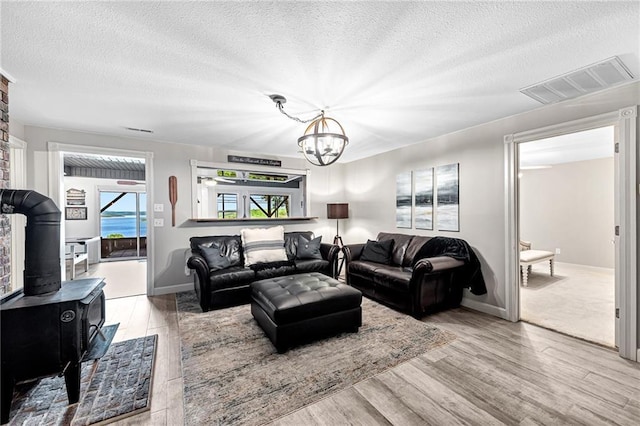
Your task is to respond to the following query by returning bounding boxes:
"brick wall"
[1,74,10,294]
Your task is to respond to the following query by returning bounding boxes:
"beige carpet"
[176,292,456,426]
[520,261,614,347]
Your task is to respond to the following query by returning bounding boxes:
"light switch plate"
[154,218,164,227]
[154,203,164,212]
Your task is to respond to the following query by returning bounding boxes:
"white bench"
[65,244,89,280]
[520,249,554,287]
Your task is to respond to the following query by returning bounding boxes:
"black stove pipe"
[0,189,61,295]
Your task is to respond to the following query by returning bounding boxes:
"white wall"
[520,158,614,268]
[8,118,25,140]
[341,82,639,314]
[64,176,105,238]
[23,127,345,292]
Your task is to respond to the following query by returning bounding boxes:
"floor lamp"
[327,203,349,246]
[327,203,349,277]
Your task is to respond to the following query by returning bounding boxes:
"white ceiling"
[1,1,638,163]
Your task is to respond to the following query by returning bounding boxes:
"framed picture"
[415,168,434,230]
[65,207,87,220]
[66,188,86,206]
[396,171,412,228]
[436,163,459,232]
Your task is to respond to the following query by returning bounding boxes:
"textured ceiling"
[1,1,639,163]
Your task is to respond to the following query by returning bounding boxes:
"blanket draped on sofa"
[414,236,487,295]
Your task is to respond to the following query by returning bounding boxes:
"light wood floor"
[105,294,639,425]
[105,294,183,425]
[71,259,147,299]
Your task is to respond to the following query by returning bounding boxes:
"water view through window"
[100,192,147,238]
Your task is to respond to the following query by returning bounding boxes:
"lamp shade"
[327,203,349,219]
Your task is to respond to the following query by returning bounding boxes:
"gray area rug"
[177,291,456,425]
[8,334,157,425]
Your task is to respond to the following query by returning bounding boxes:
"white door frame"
[47,142,155,296]
[8,136,27,293]
[504,106,637,361]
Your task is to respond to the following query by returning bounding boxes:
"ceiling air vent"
[125,126,154,134]
[521,56,635,104]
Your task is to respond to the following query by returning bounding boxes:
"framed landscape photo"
[396,171,412,228]
[414,168,434,230]
[66,207,87,220]
[436,163,459,232]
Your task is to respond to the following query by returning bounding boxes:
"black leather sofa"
[343,232,486,318]
[187,231,340,312]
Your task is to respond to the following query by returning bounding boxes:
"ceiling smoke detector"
[520,56,635,104]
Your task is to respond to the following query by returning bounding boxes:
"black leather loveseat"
[343,232,486,318]
[187,231,340,312]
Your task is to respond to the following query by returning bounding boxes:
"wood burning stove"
[0,190,108,424]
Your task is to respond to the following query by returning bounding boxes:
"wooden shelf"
[189,217,318,223]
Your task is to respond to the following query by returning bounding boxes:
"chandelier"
[270,94,349,167]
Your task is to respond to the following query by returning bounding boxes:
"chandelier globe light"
[270,94,349,167]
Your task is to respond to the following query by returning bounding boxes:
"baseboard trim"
[460,298,509,321]
[152,282,192,296]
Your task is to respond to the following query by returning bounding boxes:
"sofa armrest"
[187,253,208,274]
[343,243,365,263]
[409,256,466,318]
[320,243,341,278]
[187,253,211,311]
[414,256,465,273]
[320,243,339,262]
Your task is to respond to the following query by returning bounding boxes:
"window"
[249,194,289,218]
[192,161,309,219]
[217,193,238,218]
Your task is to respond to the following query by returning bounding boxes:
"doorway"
[518,126,615,347]
[504,106,637,361]
[48,142,154,299]
[62,153,148,299]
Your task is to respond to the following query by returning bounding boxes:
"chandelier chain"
[276,101,324,124]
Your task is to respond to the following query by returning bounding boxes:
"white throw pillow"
[240,226,288,266]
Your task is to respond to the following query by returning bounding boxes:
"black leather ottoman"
[250,272,362,353]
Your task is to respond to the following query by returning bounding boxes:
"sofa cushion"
[191,235,243,267]
[348,260,384,276]
[283,231,314,260]
[241,226,288,266]
[403,236,432,267]
[296,235,322,260]
[372,265,412,291]
[209,266,256,290]
[294,259,330,274]
[360,239,393,265]
[199,246,231,271]
[378,233,413,266]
